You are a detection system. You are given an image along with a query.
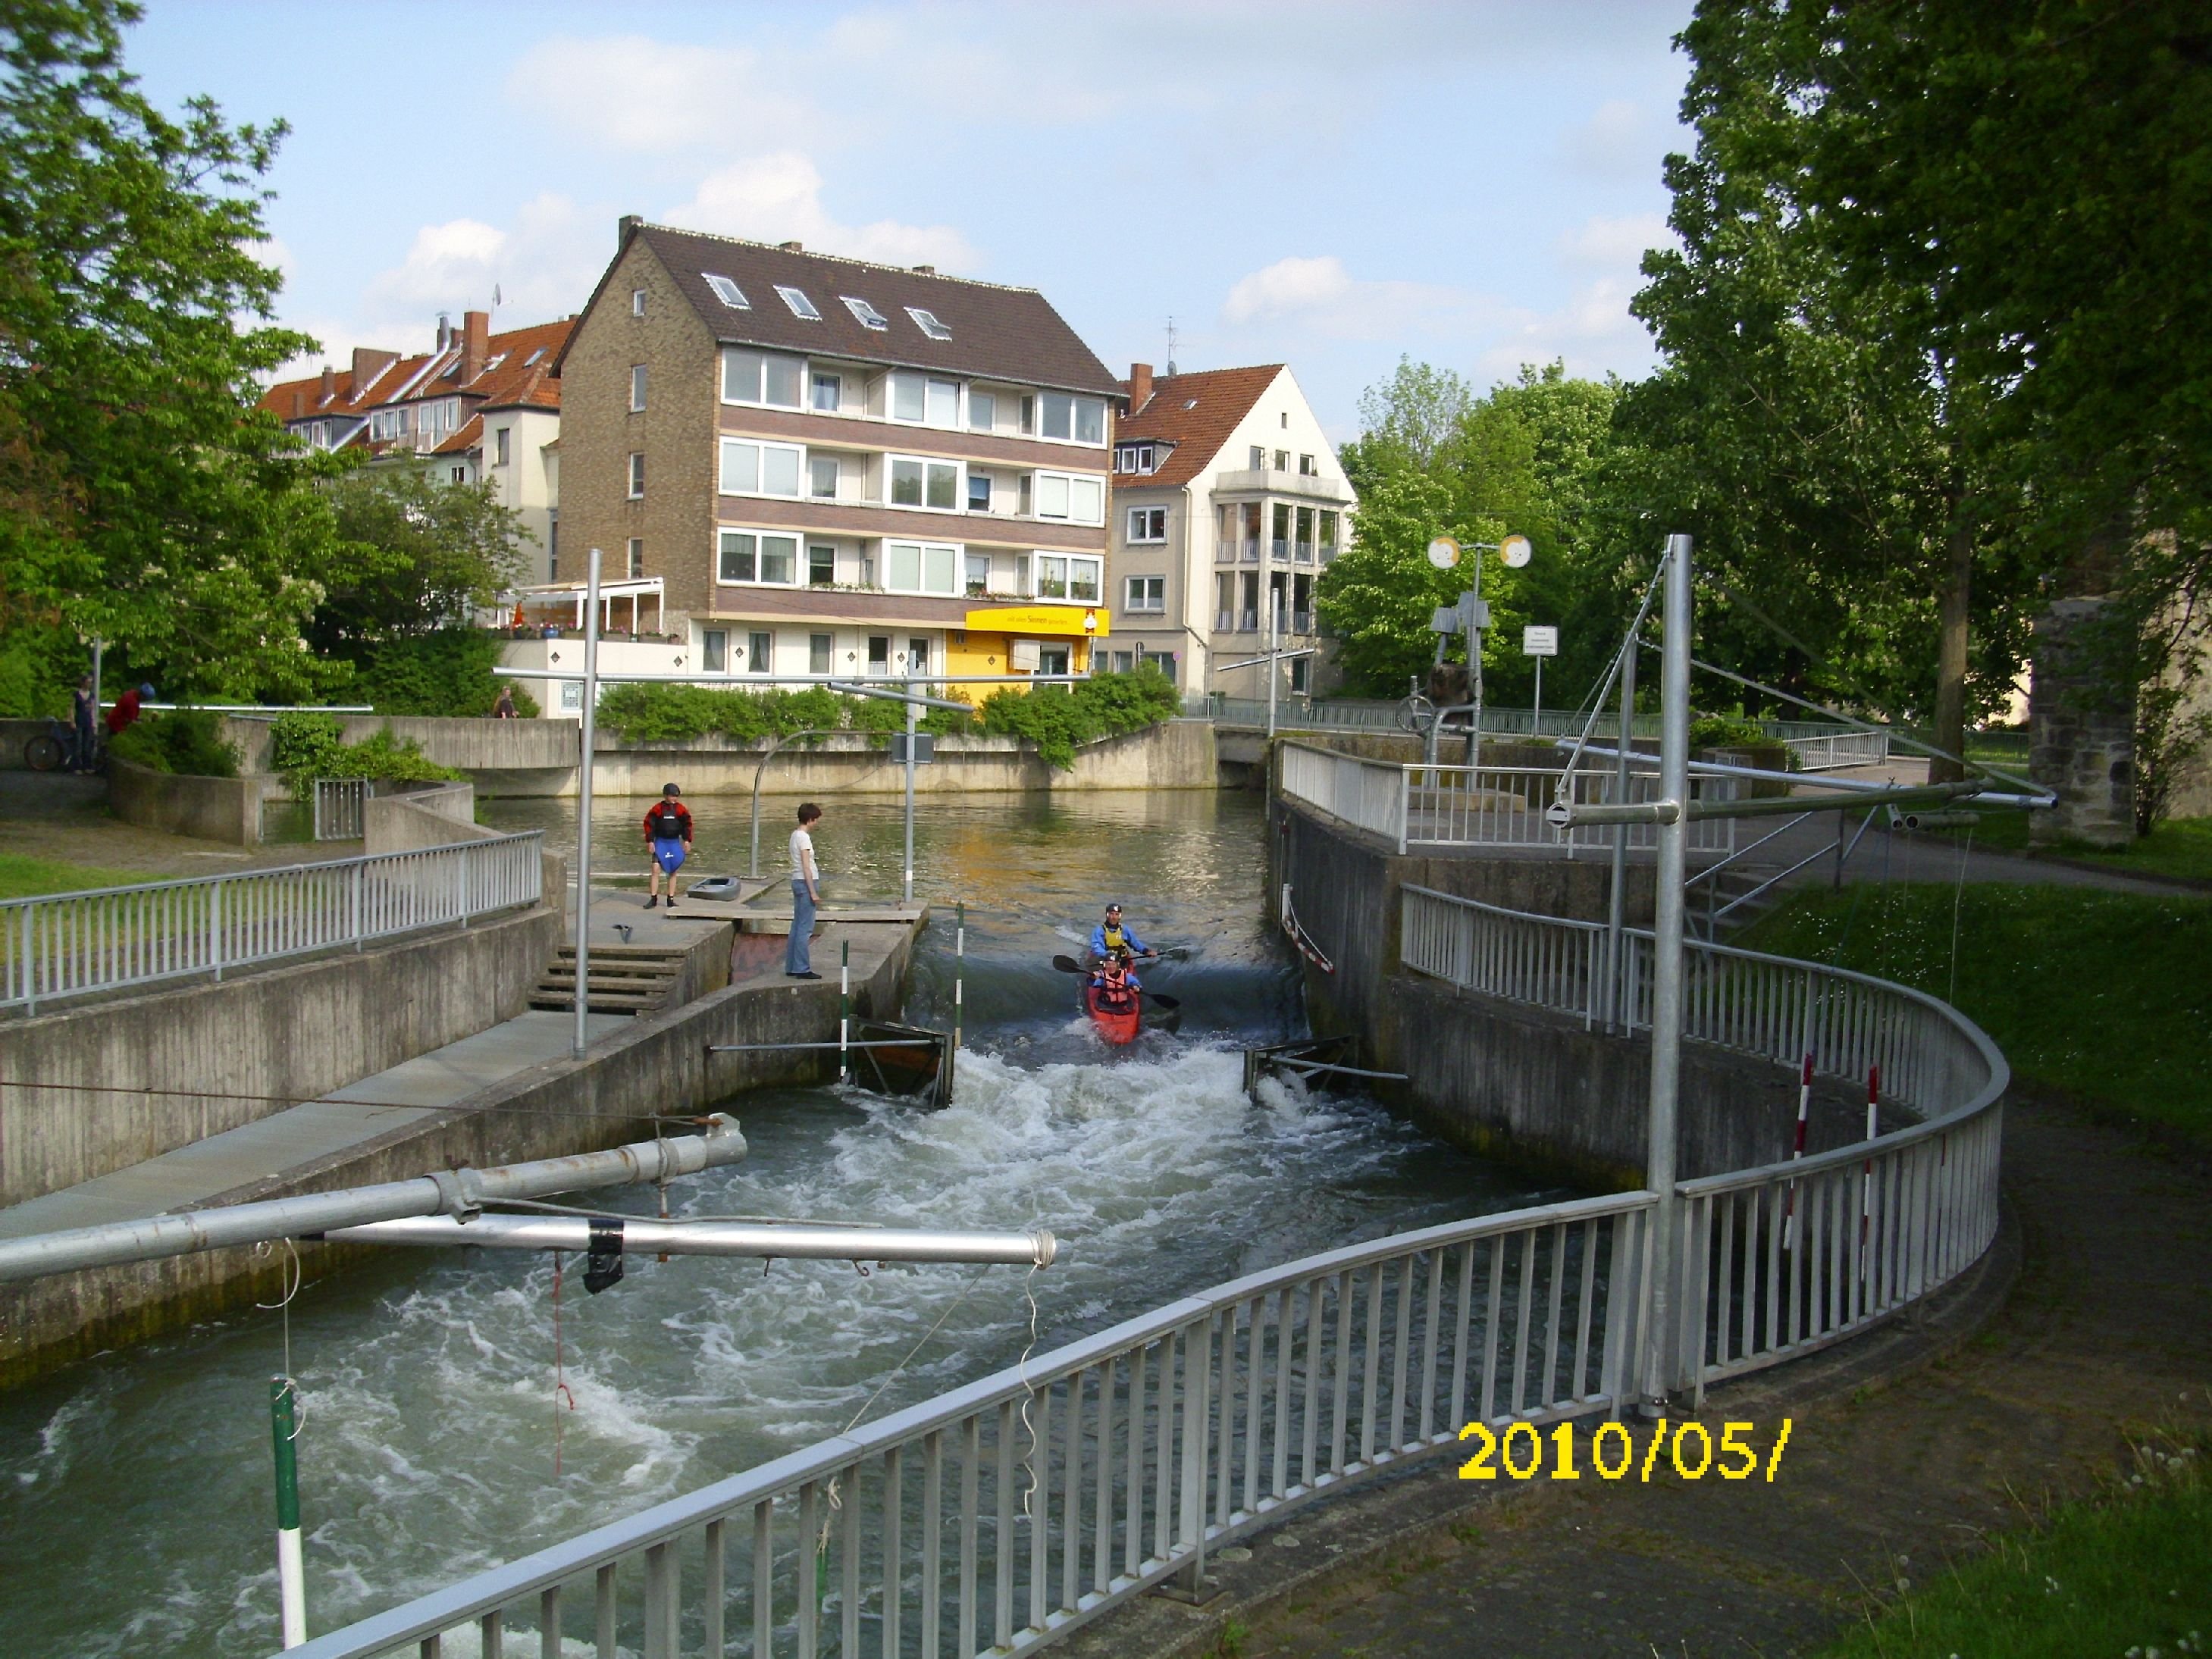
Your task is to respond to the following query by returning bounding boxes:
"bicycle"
[23,718,102,773]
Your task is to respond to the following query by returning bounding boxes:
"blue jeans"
[787,879,816,973]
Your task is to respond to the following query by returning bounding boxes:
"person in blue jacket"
[1088,903,1155,965]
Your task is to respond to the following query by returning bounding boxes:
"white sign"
[1499,534,1534,568]
[1522,625,1559,657]
[1426,536,1461,570]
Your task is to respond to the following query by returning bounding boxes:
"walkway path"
[1076,1088,2212,1657]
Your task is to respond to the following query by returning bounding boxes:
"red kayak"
[1081,979,1143,1046]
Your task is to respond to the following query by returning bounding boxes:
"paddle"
[1143,993,1181,1011]
[1051,954,1084,974]
[1052,949,1183,970]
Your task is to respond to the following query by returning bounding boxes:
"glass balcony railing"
[1293,540,1315,563]
[1270,538,1289,561]
[1239,609,1259,632]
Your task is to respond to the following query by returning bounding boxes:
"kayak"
[1080,978,1143,1046]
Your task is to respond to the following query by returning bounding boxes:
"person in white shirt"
[786,802,823,978]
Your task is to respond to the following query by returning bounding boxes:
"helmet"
[138,684,155,698]
[663,782,681,797]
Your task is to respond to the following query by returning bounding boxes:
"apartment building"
[1104,362,1356,698]
[550,220,1123,699]
[261,311,572,582]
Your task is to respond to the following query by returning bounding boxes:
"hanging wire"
[1949,825,1975,1010]
[253,1238,306,1439]
[1015,1263,1042,1523]
[550,1251,575,1477]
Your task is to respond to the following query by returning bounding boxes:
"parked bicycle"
[22,718,102,774]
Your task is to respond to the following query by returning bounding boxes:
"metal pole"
[954,900,965,1052]
[1604,634,1637,1034]
[1533,656,1543,733]
[573,546,603,1058]
[1470,548,1485,743]
[839,939,851,1083]
[89,637,104,737]
[903,688,918,905]
[324,1213,1057,1267]
[1265,592,1278,742]
[1643,534,1693,1405]
[271,1376,306,1648]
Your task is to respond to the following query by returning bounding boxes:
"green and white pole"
[270,1375,306,1648]
[839,939,851,1082]
[954,900,965,1051]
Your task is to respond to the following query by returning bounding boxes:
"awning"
[963,604,1108,639]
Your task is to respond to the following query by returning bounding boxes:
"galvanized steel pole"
[1643,534,1693,1405]
[572,546,603,1057]
[271,1376,306,1648]
[323,1214,1057,1267]
[1604,633,1637,1034]
[903,687,918,905]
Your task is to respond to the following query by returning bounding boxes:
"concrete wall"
[363,782,493,853]
[106,757,283,845]
[0,904,560,1208]
[0,917,914,1386]
[1270,796,1871,1190]
[220,715,580,781]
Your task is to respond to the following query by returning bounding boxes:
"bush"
[268,711,344,783]
[330,728,464,784]
[976,665,1183,769]
[1689,714,1769,749]
[268,713,462,790]
[356,630,533,717]
[108,709,240,777]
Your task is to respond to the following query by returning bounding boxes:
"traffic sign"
[1500,534,1533,568]
[1522,625,1559,656]
[1426,536,1461,570]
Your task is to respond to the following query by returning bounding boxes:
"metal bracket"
[430,1168,486,1221]
[583,1217,625,1294]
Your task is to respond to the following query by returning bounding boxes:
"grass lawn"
[1927,812,2212,885]
[1816,1438,2210,1658]
[1743,881,2212,1143]
[0,851,161,900]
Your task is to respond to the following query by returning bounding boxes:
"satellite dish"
[1427,536,1461,570]
[1499,534,1533,568]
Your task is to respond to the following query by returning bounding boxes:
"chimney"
[290,389,305,417]
[352,346,397,393]
[318,365,336,403]
[912,265,935,276]
[779,240,803,252]
[618,214,641,246]
[462,309,490,380]
[1128,362,1154,412]
[435,311,450,350]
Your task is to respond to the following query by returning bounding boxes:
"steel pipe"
[0,1117,748,1284]
[322,1214,1057,1267]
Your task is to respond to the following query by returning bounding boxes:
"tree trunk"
[1928,521,1973,784]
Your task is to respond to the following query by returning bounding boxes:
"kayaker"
[1091,952,1139,1013]
[641,783,692,909]
[1089,903,1155,964]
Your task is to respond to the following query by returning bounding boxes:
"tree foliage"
[315,468,529,650]
[0,0,343,704]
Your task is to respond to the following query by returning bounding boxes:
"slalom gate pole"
[839,940,851,1083]
[954,900,965,1050]
[1783,1052,1812,1251]
[1862,1063,1880,1269]
[271,1376,306,1648]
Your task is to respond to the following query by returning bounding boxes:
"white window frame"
[808,453,840,500]
[702,273,750,309]
[1124,574,1167,613]
[720,347,805,408]
[882,540,963,597]
[887,452,962,513]
[631,289,647,316]
[967,390,996,433]
[1126,506,1167,543]
[841,296,889,330]
[775,284,821,321]
[812,371,842,413]
[627,537,644,578]
[629,365,647,412]
[906,306,952,340]
[627,452,645,499]
[888,371,962,428]
[718,437,806,498]
[1037,391,1107,446]
[1032,470,1104,524]
[717,527,804,587]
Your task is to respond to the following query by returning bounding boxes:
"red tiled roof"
[1109,365,1283,490]
[259,317,575,437]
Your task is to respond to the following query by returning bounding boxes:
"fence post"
[21,903,36,1017]
[351,859,363,951]
[211,878,226,984]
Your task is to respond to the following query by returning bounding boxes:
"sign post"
[1522,624,1559,731]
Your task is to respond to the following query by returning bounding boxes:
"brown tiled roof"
[573,224,1120,397]
[1110,365,1283,490]
[260,317,575,434]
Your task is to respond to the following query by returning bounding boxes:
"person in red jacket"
[105,683,154,736]
[641,783,692,909]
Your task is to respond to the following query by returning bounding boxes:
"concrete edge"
[1057,1195,2025,1659]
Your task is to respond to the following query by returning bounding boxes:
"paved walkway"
[1076,1088,2212,1657]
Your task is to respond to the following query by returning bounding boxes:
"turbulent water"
[0,792,1556,1656]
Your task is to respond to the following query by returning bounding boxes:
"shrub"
[270,714,462,790]
[108,710,240,777]
[331,728,465,784]
[977,665,1182,769]
[268,711,344,784]
[357,630,534,717]
[1689,714,1769,750]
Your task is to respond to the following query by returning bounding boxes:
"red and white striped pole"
[1782,1052,1812,1250]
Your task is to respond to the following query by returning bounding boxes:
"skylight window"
[775,285,821,321]
[841,296,888,330]
[703,273,750,309]
[481,354,506,371]
[525,349,544,365]
[905,307,952,340]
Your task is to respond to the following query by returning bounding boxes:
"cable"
[1948,825,1975,1011]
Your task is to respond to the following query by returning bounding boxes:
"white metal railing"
[1778,729,1891,771]
[288,1192,1656,1659]
[1279,743,1738,858]
[312,778,371,840]
[0,833,544,1015]
[1399,885,2006,1398]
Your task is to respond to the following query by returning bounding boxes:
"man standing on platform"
[787,802,823,979]
[642,783,691,909]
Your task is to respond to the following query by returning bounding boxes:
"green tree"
[0,0,343,704]
[315,467,529,650]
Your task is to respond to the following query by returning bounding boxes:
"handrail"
[0,832,544,1014]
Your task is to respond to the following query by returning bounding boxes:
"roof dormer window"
[703,274,750,309]
[841,296,888,330]
[775,285,821,321]
[906,307,952,340]
[1114,443,1158,474]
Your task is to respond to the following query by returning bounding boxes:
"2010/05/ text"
[1458,1418,1794,1482]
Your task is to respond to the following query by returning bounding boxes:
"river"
[0,791,1559,1656]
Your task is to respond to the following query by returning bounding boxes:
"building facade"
[549,221,1123,700]
[1102,362,1356,699]
[261,311,572,583]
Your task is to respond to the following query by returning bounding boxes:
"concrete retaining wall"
[0,904,560,1208]
[363,782,493,853]
[1271,797,1869,1188]
[106,757,284,844]
[0,919,914,1386]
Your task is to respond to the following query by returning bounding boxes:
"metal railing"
[1399,885,2006,1398]
[1216,537,1260,565]
[290,1192,1655,1659]
[1778,729,1891,771]
[1279,744,1737,858]
[312,778,371,841]
[1208,703,1894,762]
[1292,540,1314,564]
[0,833,544,1015]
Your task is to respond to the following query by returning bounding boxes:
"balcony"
[1211,468,1355,503]
[1320,542,1339,563]
[1292,540,1315,564]
[1239,609,1258,632]
[1214,610,1234,631]
[1270,538,1289,562]
[1290,609,1314,635]
[1215,537,1260,565]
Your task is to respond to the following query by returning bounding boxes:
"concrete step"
[531,943,692,1016]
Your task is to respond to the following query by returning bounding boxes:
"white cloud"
[1475,276,1656,380]
[1562,97,1671,177]
[1220,255,1501,343]
[1556,212,1672,268]
[507,36,812,154]
[660,154,979,271]
[1223,255,1355,324]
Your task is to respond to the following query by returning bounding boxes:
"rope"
[1017,1263,1042,1523]
[550,1251,575,1476]
[252,1238,306,1441]
[1948,825,1975,1010]
[1279,884,1336,974]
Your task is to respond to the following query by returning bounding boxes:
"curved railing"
[291,883,2001,1659]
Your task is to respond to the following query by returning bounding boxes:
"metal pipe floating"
[322,1214,1057,1268]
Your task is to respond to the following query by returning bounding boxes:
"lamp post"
[572,546,603,1059]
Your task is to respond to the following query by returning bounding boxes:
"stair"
[1692,865,1787,941]
[528,944,690,1016]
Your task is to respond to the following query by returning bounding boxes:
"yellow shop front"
[943,604,1107,702]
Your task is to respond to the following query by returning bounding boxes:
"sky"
[127,0,1697,440]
